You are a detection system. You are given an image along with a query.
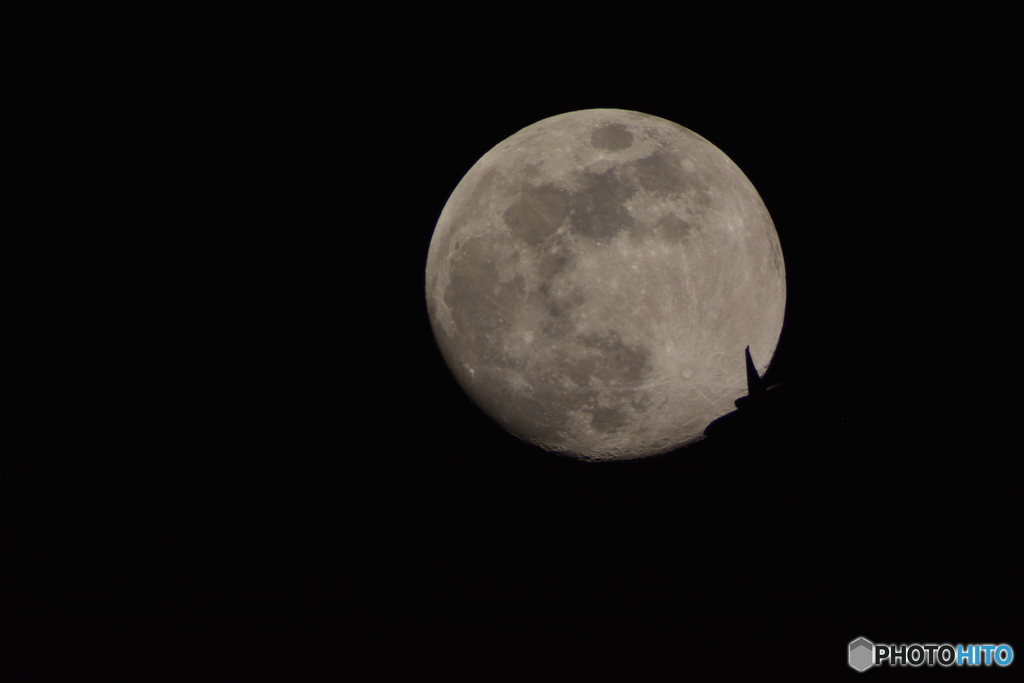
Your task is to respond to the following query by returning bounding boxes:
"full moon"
[425,109,785,461]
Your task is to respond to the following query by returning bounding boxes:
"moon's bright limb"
[426,109,785,461]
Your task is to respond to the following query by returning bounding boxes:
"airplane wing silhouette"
[703,345,787,438]
[734,346,766,410]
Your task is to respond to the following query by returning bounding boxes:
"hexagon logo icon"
[849,637,874,672]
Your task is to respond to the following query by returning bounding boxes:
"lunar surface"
[425,109,785,461]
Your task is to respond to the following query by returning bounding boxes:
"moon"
[425,109,785,461]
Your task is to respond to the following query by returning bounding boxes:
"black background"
[22,12,1019,680]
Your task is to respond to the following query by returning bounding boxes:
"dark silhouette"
[734,345,766,409]
[703,345,786,439]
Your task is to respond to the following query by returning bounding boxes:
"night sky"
[365,76,1018,677]
[29,19,1019,679]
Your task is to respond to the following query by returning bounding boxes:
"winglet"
[745,346,764,397]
